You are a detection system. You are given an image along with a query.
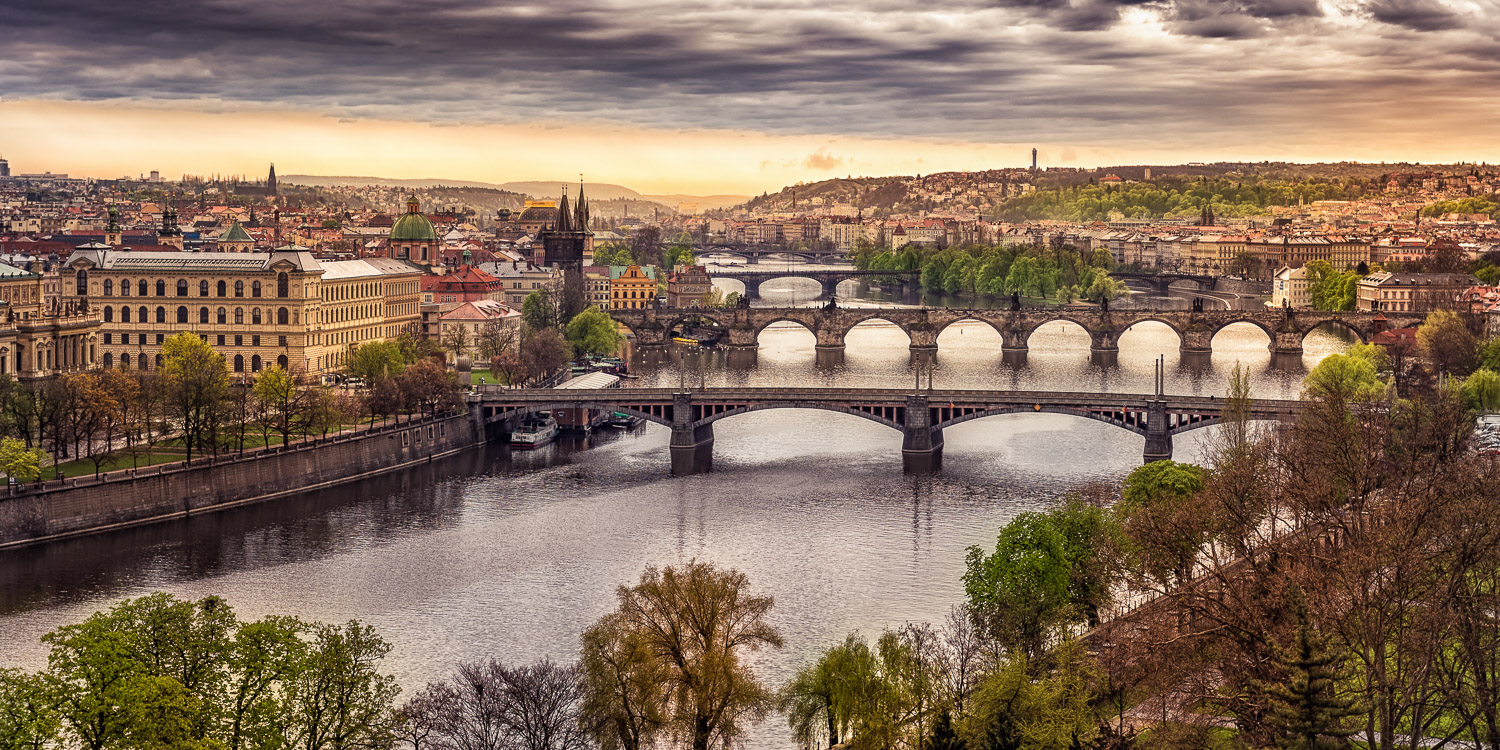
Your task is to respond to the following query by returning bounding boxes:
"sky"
[2,0,1498,195]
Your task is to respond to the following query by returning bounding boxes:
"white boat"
[510,415,559,448]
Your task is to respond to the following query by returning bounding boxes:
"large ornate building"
[0,261,101,380]
[65,249,421,377]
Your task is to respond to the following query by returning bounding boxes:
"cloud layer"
[2,0,1499,154]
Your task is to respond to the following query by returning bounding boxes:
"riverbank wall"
[0,411,485,550]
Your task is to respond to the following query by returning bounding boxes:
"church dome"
[390,196,438,242]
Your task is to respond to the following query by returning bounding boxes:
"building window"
[121,333,130,345]
[252,308,262,325]
[122,279,131,296]
[277,354,288,369]
[156,307,167,324]
[156,334,164,345]
[218,280,227,297]
[199,280,209,297]
[217,334,224,346]
[217,307,226,324]
[277,307,288,325]
[235,335,243,346]
[233,354,244,372]
[252,281,262,298]
[252,335,261,347]
[251,354,262,372]
[235,281,244,297]
[121,353,130,369]
[139,280,148,296]
[235,308,244,325]
[156,280,167,296]
[103,306,113,322]
[103,352,113,368]
[103,333,112,344]
[199,307,209,324]
[104,279,113,296]
[277,272,289,298]
[278,335,287,347]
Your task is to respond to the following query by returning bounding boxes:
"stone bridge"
[711,268,921,300]
[468,386,1303,474]
[693,242,848,264]
[611,305,1420,366]
[1112,271,1217,297]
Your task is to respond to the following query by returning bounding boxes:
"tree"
[1117,460,1212,586]
[579,614,668,750]
[475,321,520,368]
[959,641,1099,750]
[519,328,571,384]
[609,561,783,750]
[441,324,472,361]
[161,332,229,463]
[0,668,59,750]
[399,360,458,417]
[1460,368,1500,412]
[347,341,407,383]
[283,622,400,750]
[779,634,878,749]
[404,658,588,750]
[253,366,305,446]
[1416,309,1478,376]
[565,308,623,358]
[628,227,662,268]
[0,437,44,483]
[1302,352,1385,403]
[522,289,558,331]
[963,513,1072,662]
[1256,593,1361,750]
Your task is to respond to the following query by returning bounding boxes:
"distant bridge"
[468,386,1303,474]
[1112,272,1218,297]
[692,242,849,264]
[610,305,1420,367]
[710,268,921,300]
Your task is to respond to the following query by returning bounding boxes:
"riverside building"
[65,248,421,377]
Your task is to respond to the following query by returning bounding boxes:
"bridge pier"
[902,394,943,473]
[1179,328,1213,354]
[1143,399,1172,463]
[741,283,760,301]
[815,346,845,368]
[670,393,714,475]
[1270,330,1303,359]
[819,279,838,298]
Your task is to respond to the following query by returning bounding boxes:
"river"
[0,274,1350,748]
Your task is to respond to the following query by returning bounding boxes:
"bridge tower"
[1142,357,1173,463]
[902,393,943,472]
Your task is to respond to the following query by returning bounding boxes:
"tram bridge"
[468,385,1302,474]
[710,268,921,300]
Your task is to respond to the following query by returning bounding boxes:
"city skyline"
[4,0,1500,193]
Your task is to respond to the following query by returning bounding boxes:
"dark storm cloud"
[0,0,1495,144]
[1366,0,1464,30]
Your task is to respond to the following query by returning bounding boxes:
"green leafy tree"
[1479,337,1500,372]
[579,613,668,750]
[253,366,305,446]
[283,622,399,750]
[162,332,230,463]
[0,437,44,483]
[959,640,1099,750]
[0,668,59,750]
[779,634,878,749]
[1302,352,1385,403]
[522,289,557,331]
[963,513,1072,662]
[1460,368,1500,412]
[1417,309,1478,376]
[1117,460,1212,586]
[565,307,624,358]
[346,342,407,383]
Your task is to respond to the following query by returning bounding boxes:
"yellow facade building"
[65,249,421,377]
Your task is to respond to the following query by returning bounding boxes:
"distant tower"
[0,156,12,178]
[1031,148,1038,171]
[267,163,277,196]
[105,206,122,246]
[158,205,184,250]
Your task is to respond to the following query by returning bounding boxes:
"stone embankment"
[0,411,485,549]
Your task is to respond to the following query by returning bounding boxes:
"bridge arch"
[692,403,904,431]
[934,406,1149,435]
[1118,317,1186,349]
[753,315,820,339]
[1299,318,1367,346]
[1211,319,1276,347]
[936,316,1006,338]
[1024,317,1097,348]
[481,403,673,429]
[839,314,914,341]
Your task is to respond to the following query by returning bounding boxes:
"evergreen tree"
[928,707,964,750]
[1259,594,1361,750]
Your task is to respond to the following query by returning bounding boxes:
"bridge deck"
[471,386,1300,417]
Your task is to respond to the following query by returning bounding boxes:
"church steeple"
[105,206,122,246]
[555,186,573,233]
[267,163,277,196]
[574,177,590,230]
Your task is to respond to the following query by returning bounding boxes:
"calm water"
[0,275,1347,748]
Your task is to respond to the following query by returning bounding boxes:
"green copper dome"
[390,196,438,242]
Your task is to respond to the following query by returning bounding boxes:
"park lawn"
[49,449,187,478]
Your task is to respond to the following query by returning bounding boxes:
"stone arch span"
[936,316,1006,339]
[840,314,914,341]
[1022,317,1098,348]
[1118,317,1186,348]
[1298,318,1367,345]
[1210,318,1276,345]
[753,315,821,339]
[692,403,904,431]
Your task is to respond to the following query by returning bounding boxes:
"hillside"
[283,175,746,211]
